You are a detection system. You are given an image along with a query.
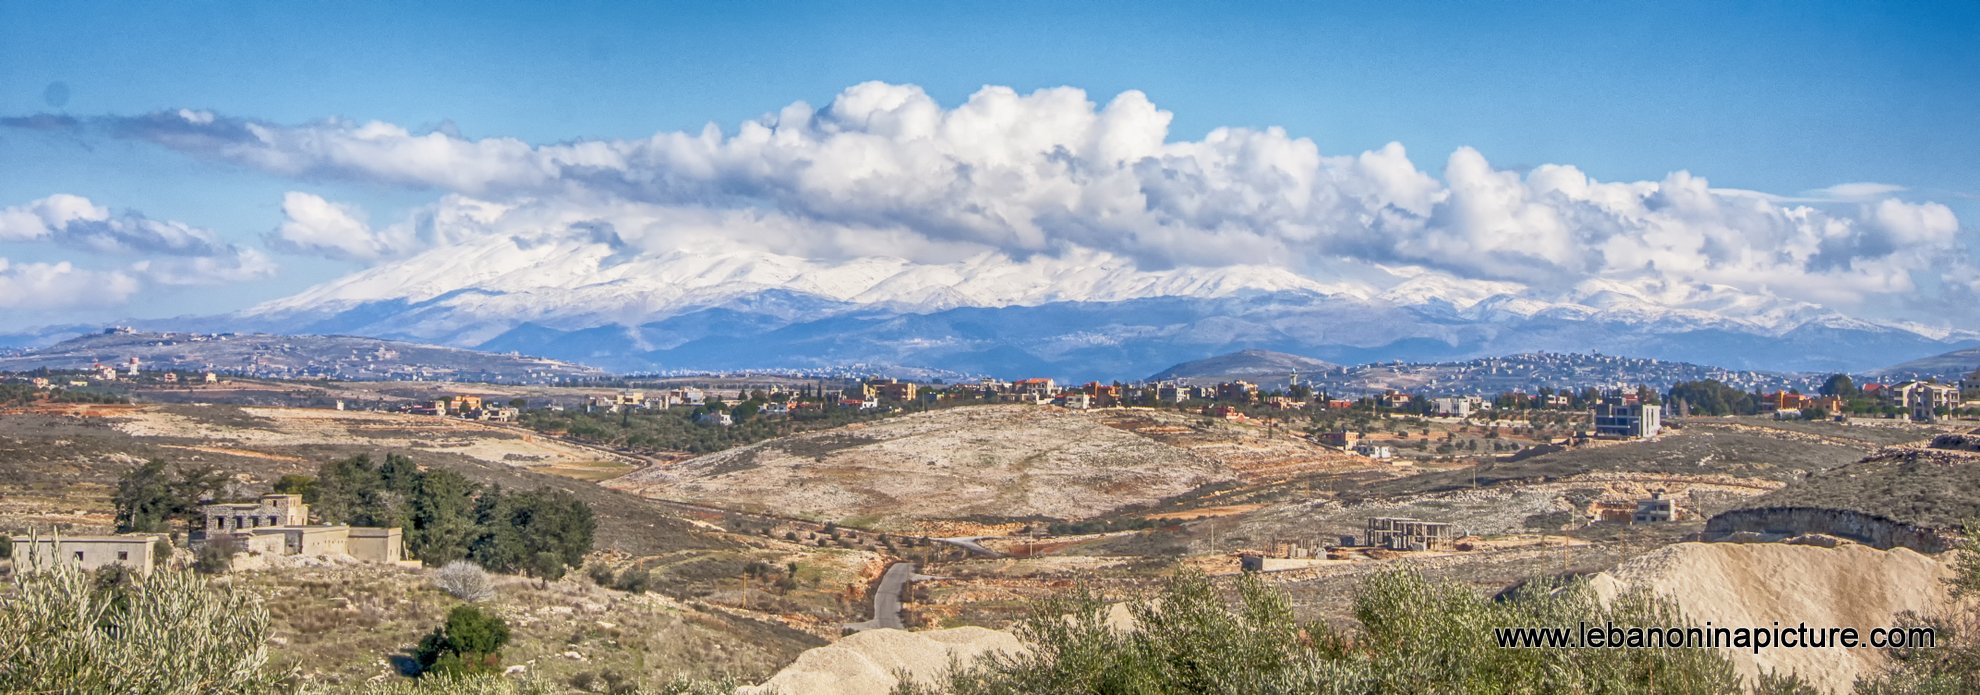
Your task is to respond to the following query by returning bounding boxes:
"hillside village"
[5,344,1980,693]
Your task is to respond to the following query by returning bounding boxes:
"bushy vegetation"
[112,458,228,533]
[196,532,241,574]
[519,399,903,454]
[0,380,127,407]
[413,604,512,676]
[297,453,595,579]
[0,548,286,693]
[1667,380,1761,416]
[467,485,596,581]
[902,569,1803,695]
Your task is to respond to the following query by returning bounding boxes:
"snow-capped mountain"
[241,234,1350,345]
[227,234,1978,379]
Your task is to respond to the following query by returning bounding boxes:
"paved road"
[935,536,1005,558]
[844,562,916,632]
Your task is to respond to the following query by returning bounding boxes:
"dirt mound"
[739,626,1022,695]
[611,406,1239,529]
[1588,542,1955,693]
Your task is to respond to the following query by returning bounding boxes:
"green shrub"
[196,533,241,574]
[152,536,174,568]
[588,561,617,586]
[613,567,654,594]
[0,549,285,693]
[414,604,513,676]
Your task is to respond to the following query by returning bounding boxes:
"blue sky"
[1,1,1976,328]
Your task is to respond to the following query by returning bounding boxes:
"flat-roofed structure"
[348,526,404,563]
[1592,394,1662,439]
[250,525,351,557]
[10,534,165,575]
[1634,492,1680,523]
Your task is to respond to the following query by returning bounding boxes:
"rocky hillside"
[606,405,1242,531]
[1145,349,1338,386]
[0,330,600,384]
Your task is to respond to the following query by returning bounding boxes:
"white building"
[1895,381,1959,422]
[1433,396,1487,418]
[1351,443,1394,460]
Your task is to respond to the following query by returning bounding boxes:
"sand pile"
[739,626,1023,695]
[1588,541,1955,693]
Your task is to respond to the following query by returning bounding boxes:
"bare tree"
[433,560,496,602]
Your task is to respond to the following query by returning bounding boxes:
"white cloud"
[0,193,108,242]
[0,194,256,260]
[267,192,510,262]
[268,192,398,262]
[1803,182,1907,200]
[0,195,276,305]
[12,83,1973,322]
[0,258,142,309]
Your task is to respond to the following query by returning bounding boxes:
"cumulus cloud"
[268,192,398,262]
[0,258,142,309]
[8,83,1971,320]
[0,194,275,296]
[266,191,509,262]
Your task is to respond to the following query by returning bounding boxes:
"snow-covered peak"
[242,232,1964,348]
[244,236,1351,325]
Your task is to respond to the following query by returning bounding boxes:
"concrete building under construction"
[1365,517,1463,551]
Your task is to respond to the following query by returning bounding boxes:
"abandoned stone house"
[1365,517,1463,551]
[10,534,165,575]
[196,493,404,563]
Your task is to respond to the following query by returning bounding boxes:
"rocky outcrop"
[1928,433,1980,453]
[1704,507,1955,552]
[1706,445,1980,549]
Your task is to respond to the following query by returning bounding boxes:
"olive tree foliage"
[904,569,1793,695]
[0,537,288,694]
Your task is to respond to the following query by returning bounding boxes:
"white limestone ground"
[738,626,1023,695]
[610,405,1241,530]
[110,406,604,470]
[1589,541,1958,694]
